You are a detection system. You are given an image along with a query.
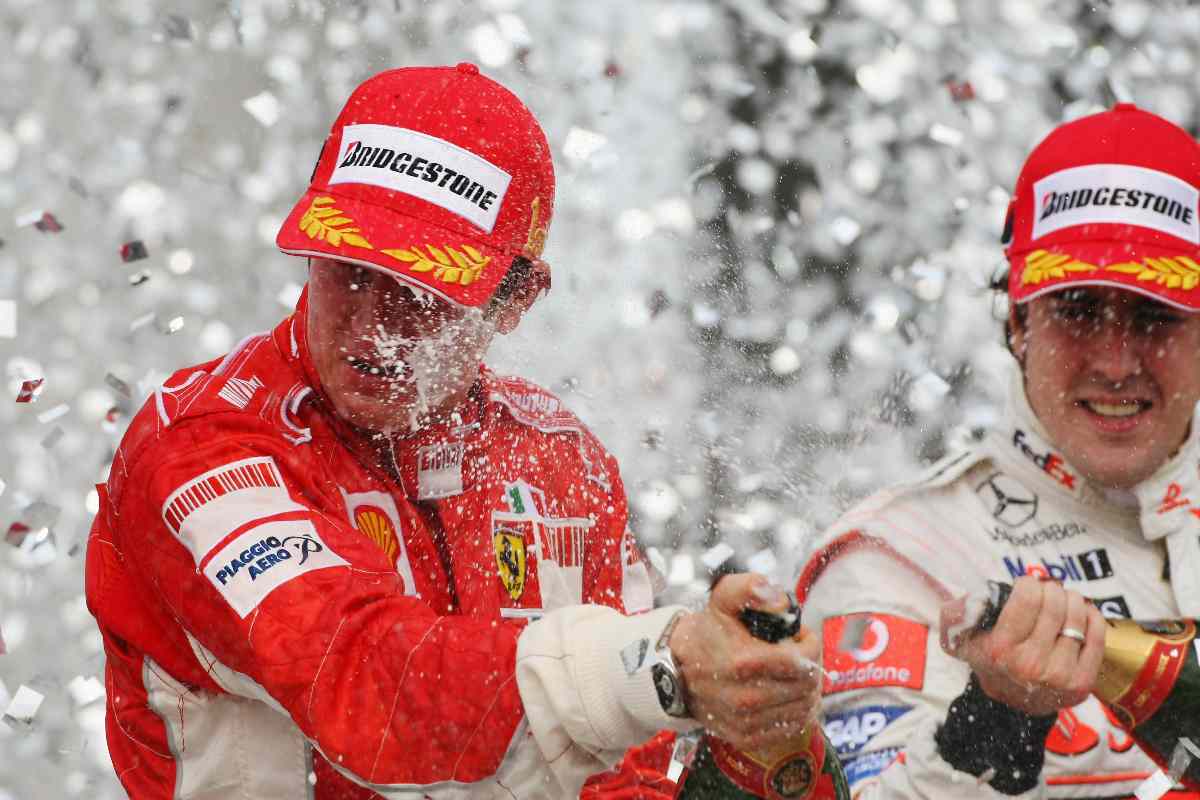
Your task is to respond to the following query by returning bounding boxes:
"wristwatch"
[652,611,690,718]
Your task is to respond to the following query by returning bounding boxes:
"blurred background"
[1,0,1197,795]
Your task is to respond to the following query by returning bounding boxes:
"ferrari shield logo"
[494,529,527,600]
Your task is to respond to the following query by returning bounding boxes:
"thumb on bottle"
[711,572,790,616]
[939,591,994,657]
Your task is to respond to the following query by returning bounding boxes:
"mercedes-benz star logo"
[977,472,1038,527]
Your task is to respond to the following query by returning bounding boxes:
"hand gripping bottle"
[674,603,851,800]
[979,582,1200,789]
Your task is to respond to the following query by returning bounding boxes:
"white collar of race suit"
[995,366,1200,613]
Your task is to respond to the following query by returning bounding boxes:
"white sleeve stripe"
[161,457,285,535]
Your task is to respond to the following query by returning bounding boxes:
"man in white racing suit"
[801,103,1200,798]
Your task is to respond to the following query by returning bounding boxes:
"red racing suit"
[85,294,694,799]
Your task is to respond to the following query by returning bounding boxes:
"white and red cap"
[1005,103,1200,310]
[277,63,554,307]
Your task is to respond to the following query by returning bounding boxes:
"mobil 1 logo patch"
[330,123,511,233]
[1003,547,1113,582]
[824,705,912,756]
[1033,163,1200,244]
[976,472,1038,527]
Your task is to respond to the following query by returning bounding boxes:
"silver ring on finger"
[1058,626,1086,643]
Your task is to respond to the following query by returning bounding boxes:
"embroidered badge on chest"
[338,488,419,597]
[490,480,597,614]
[493,525,528,600]
[417,441,465,499]
[354,506,400,562]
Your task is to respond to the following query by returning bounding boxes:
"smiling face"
[1010,286,1200,489]
[305,258,498,434]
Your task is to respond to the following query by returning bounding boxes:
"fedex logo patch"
[822,614,927,695]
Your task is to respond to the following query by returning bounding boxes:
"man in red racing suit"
[85,64,823,799]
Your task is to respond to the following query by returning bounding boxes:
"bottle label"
[706,732,846,800]
[1097,619,1196,728]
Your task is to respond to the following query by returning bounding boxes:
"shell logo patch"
[494,528,527,600]
[354,505,399,563]
[337,488,419,597]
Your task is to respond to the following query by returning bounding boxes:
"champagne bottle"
[979,582,1200,788]
[674,605,851,800]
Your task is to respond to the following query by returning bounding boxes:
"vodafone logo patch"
[849,618,889,662]
[822,613,927,695]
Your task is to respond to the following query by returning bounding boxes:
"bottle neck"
[1095,619,1197,728]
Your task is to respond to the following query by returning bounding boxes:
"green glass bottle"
[674,606,851,800]
[1093,617,1200,787]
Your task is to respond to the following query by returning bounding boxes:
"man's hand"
[668,573,822,753]
[941,576,1106,716]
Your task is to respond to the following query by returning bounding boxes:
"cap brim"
[276,188,510,308]
[1009,241,1200,311]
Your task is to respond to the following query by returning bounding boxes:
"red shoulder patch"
[822,613,927,695]
[485,373,583,434]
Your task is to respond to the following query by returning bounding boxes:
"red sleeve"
[581,731,679,799]
[115,424,527,789]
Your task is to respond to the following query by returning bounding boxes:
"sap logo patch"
[824,705,912,756]
[822,614,927,695]
[330,124,511,233]
[841,747,902,787]
[200,518,347,618]
[1033,163,1199,244]
[1003,547,1113,582]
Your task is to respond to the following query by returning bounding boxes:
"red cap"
[1005,103,1200,310]
[277,63,554,307]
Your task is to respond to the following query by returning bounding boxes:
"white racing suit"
[800,374,1200,799]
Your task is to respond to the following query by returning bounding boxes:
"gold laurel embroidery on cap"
[1021,249,1098,286]
[298,196,374,249]
[523,197,548,259]
[1105,256,1200,291]
[381,244,492,287]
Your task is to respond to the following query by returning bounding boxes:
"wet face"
[305,258,498,433]
[1011,287,1200,489]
